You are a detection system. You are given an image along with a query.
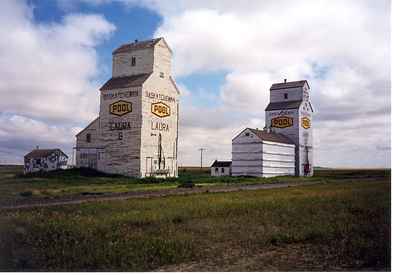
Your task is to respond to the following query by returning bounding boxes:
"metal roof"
[112,38,163,54]
[270,80,309,90]
[211,160,232,167]
[99,73,151,91]
[265,100,302,111]
[248,129,295,145]
[24,149,67,159]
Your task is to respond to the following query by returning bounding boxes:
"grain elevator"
[75,38,180,177]
[232,79,314,177]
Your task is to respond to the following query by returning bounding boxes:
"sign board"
[109,100,132,116]
[271,116,293,128]
[302,117,311,129]
[151,102,170,118]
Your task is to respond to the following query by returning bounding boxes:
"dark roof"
[211,160,232,167]
[100,73,151,91]
[24,149,67,159]
[265,100,302,111]
[113,38,163,54]
[248,129,295,145]
[270,80,309,90]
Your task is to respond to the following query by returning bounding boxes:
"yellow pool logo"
[271,116,293,128]
[151,102,170,118]
[302,117,311,129]
[109,100,132,116]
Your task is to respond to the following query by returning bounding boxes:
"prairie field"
[0,166,391,271]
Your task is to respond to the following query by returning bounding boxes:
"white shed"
[210,160,232,176]
[232,128,295,177]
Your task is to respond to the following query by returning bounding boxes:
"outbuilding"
[210,160,232,176]
[24,148,68,173]
[232,128,295,177]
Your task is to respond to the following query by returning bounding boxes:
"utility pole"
[198,148,206,168]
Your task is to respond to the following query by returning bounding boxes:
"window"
[221,167,225,173]
[131,57,136,66]
[215,167,219,172]
[86,133,91,143]
[36,159,41,165]
[159,72,164,78]
[284,93,288,99]
[245,132,250,136]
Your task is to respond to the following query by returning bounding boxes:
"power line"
[198,148,206,168]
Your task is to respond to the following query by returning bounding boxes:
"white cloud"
[0,0,115,163]
[0,0,115,124]
[148,0,390,168]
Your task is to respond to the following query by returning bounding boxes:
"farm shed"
[232,128,295,177]
[24,149,68,173]
[75,38,179,177]
[210,160,232,176]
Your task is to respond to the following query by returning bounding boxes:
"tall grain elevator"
[264,80,314,176]
[75,38,180,177]
[232,79,314,177]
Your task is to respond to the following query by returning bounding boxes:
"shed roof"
[248,128,295,145]
[99,73,151,91]
[24,149,67,159]
[75,117,99,137]
[270,80,309,90]
[211,160,232,167]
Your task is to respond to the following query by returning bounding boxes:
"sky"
[0,0,391,168]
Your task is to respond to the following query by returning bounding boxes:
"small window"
[221,167,225,173]
[245,132,250,136]
[131,57,136,66]
[118,132,123,140]
[159,72,164,78]
[36,159,41,165]
[86,133,91,143]
[215,167,219,172]
[284,93,288,99]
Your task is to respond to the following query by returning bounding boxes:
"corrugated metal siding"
[232,129,295,177]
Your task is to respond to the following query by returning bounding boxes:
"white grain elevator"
[264,80,314,176]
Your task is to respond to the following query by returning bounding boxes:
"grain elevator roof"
[270,80,309,90]
[265,100,302,111]
[100,73,151,91]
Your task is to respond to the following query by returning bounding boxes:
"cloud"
[148,0,390,167]
[0,0,115,163]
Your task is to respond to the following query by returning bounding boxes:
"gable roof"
[99,73,151,91]
[113,38,163,54]
[24,149,67,159]
[270,80,309,90]
[76,117,99,137]
[248,128,295,145]
[265,100,302,111]
[211,160,232,167]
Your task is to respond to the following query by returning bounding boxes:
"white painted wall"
[232,128,295,177]
[211,167,231,176]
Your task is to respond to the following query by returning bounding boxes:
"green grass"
[0,172,390,271]
[0,165,333,202]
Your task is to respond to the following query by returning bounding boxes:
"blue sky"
[0,0,391,168]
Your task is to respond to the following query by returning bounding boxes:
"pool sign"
[151,102,170,118]
[271,116,293,128]
[109,100,132,116]
[302,117,311,129]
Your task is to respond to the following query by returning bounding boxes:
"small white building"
[210,160,232,176]
[232,128,295,177]
[24,149,68,173]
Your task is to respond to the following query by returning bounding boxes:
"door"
[88,153,97,170]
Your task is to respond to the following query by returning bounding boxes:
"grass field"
[0,166,391,271]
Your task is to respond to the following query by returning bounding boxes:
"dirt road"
[0,181,322,210]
